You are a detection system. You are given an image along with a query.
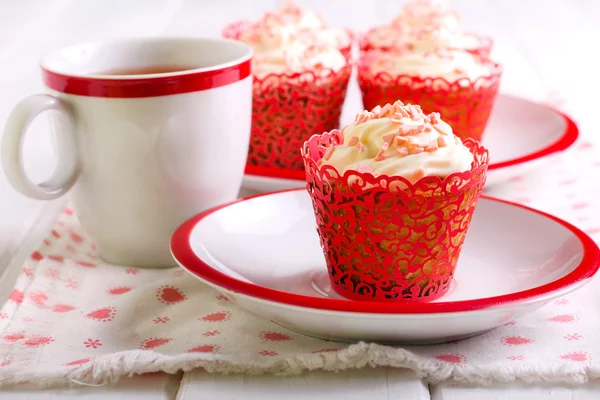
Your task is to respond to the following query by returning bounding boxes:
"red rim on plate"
[171,189,600,314]
[488,106,578,170]
[243,98,579,180]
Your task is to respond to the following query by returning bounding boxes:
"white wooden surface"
[0,0,597,398]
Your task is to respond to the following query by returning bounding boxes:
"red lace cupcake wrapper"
[250,66,352,170]
[302,132,489,302]
[357,57,502,142]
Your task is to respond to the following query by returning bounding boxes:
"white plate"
[171,189,599,344]
[242,95,578,193]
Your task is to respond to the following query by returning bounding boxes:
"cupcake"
[360,0,492,57]
[223,2,353,171]
[302,101,489,302]
[358,47,502,142]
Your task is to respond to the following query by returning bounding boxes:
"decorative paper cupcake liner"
[358,30,493,58]
[302,131,489,302]
[249,67,352,170]
[357,57,502,142]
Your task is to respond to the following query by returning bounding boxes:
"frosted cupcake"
[360,0,492,57]
[223,2,352,171]
[358,47,502,142]
[302,101,489,302]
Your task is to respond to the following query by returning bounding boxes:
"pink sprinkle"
[410,147,424,155]
[437,136,447,147]
[398,125,424,136]
[414,168,426,181]
[356,142,365,152]
[377,103,393,117]
[424,144,438,152]
[355,110,373,124]
[407,105,420,120]
[382,133,395,144]
[398,127,414,136]
[396,136,408,145]
[429,112,441,124]
[356,165,374,174]
[394,107,410,118]
[375,142,389,161]
[396,147,409,156]
[348,136,359,146]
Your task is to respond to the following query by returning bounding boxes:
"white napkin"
[1,112,599,387]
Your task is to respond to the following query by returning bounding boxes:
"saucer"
[171,189,599,344]
[242,95,578,193]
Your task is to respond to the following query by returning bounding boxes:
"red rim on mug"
[41,38,252,98]
[358,52,503,143]
[302,131,489,302]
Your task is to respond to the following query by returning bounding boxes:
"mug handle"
[2,94,80,200]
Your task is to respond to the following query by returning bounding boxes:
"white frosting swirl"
[364,25,482,53]
[320,101,474,182]
[237,2,349,78]
[363,0,484,53]
[251,41,346,79]
[363,48,492,82]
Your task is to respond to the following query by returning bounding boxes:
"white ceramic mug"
[1,38,253,267]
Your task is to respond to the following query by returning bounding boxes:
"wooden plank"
[432,381,600,400]
[0,372,181,399]
[178,368,430,400]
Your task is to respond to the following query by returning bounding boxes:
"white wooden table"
[0,0,598,398]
